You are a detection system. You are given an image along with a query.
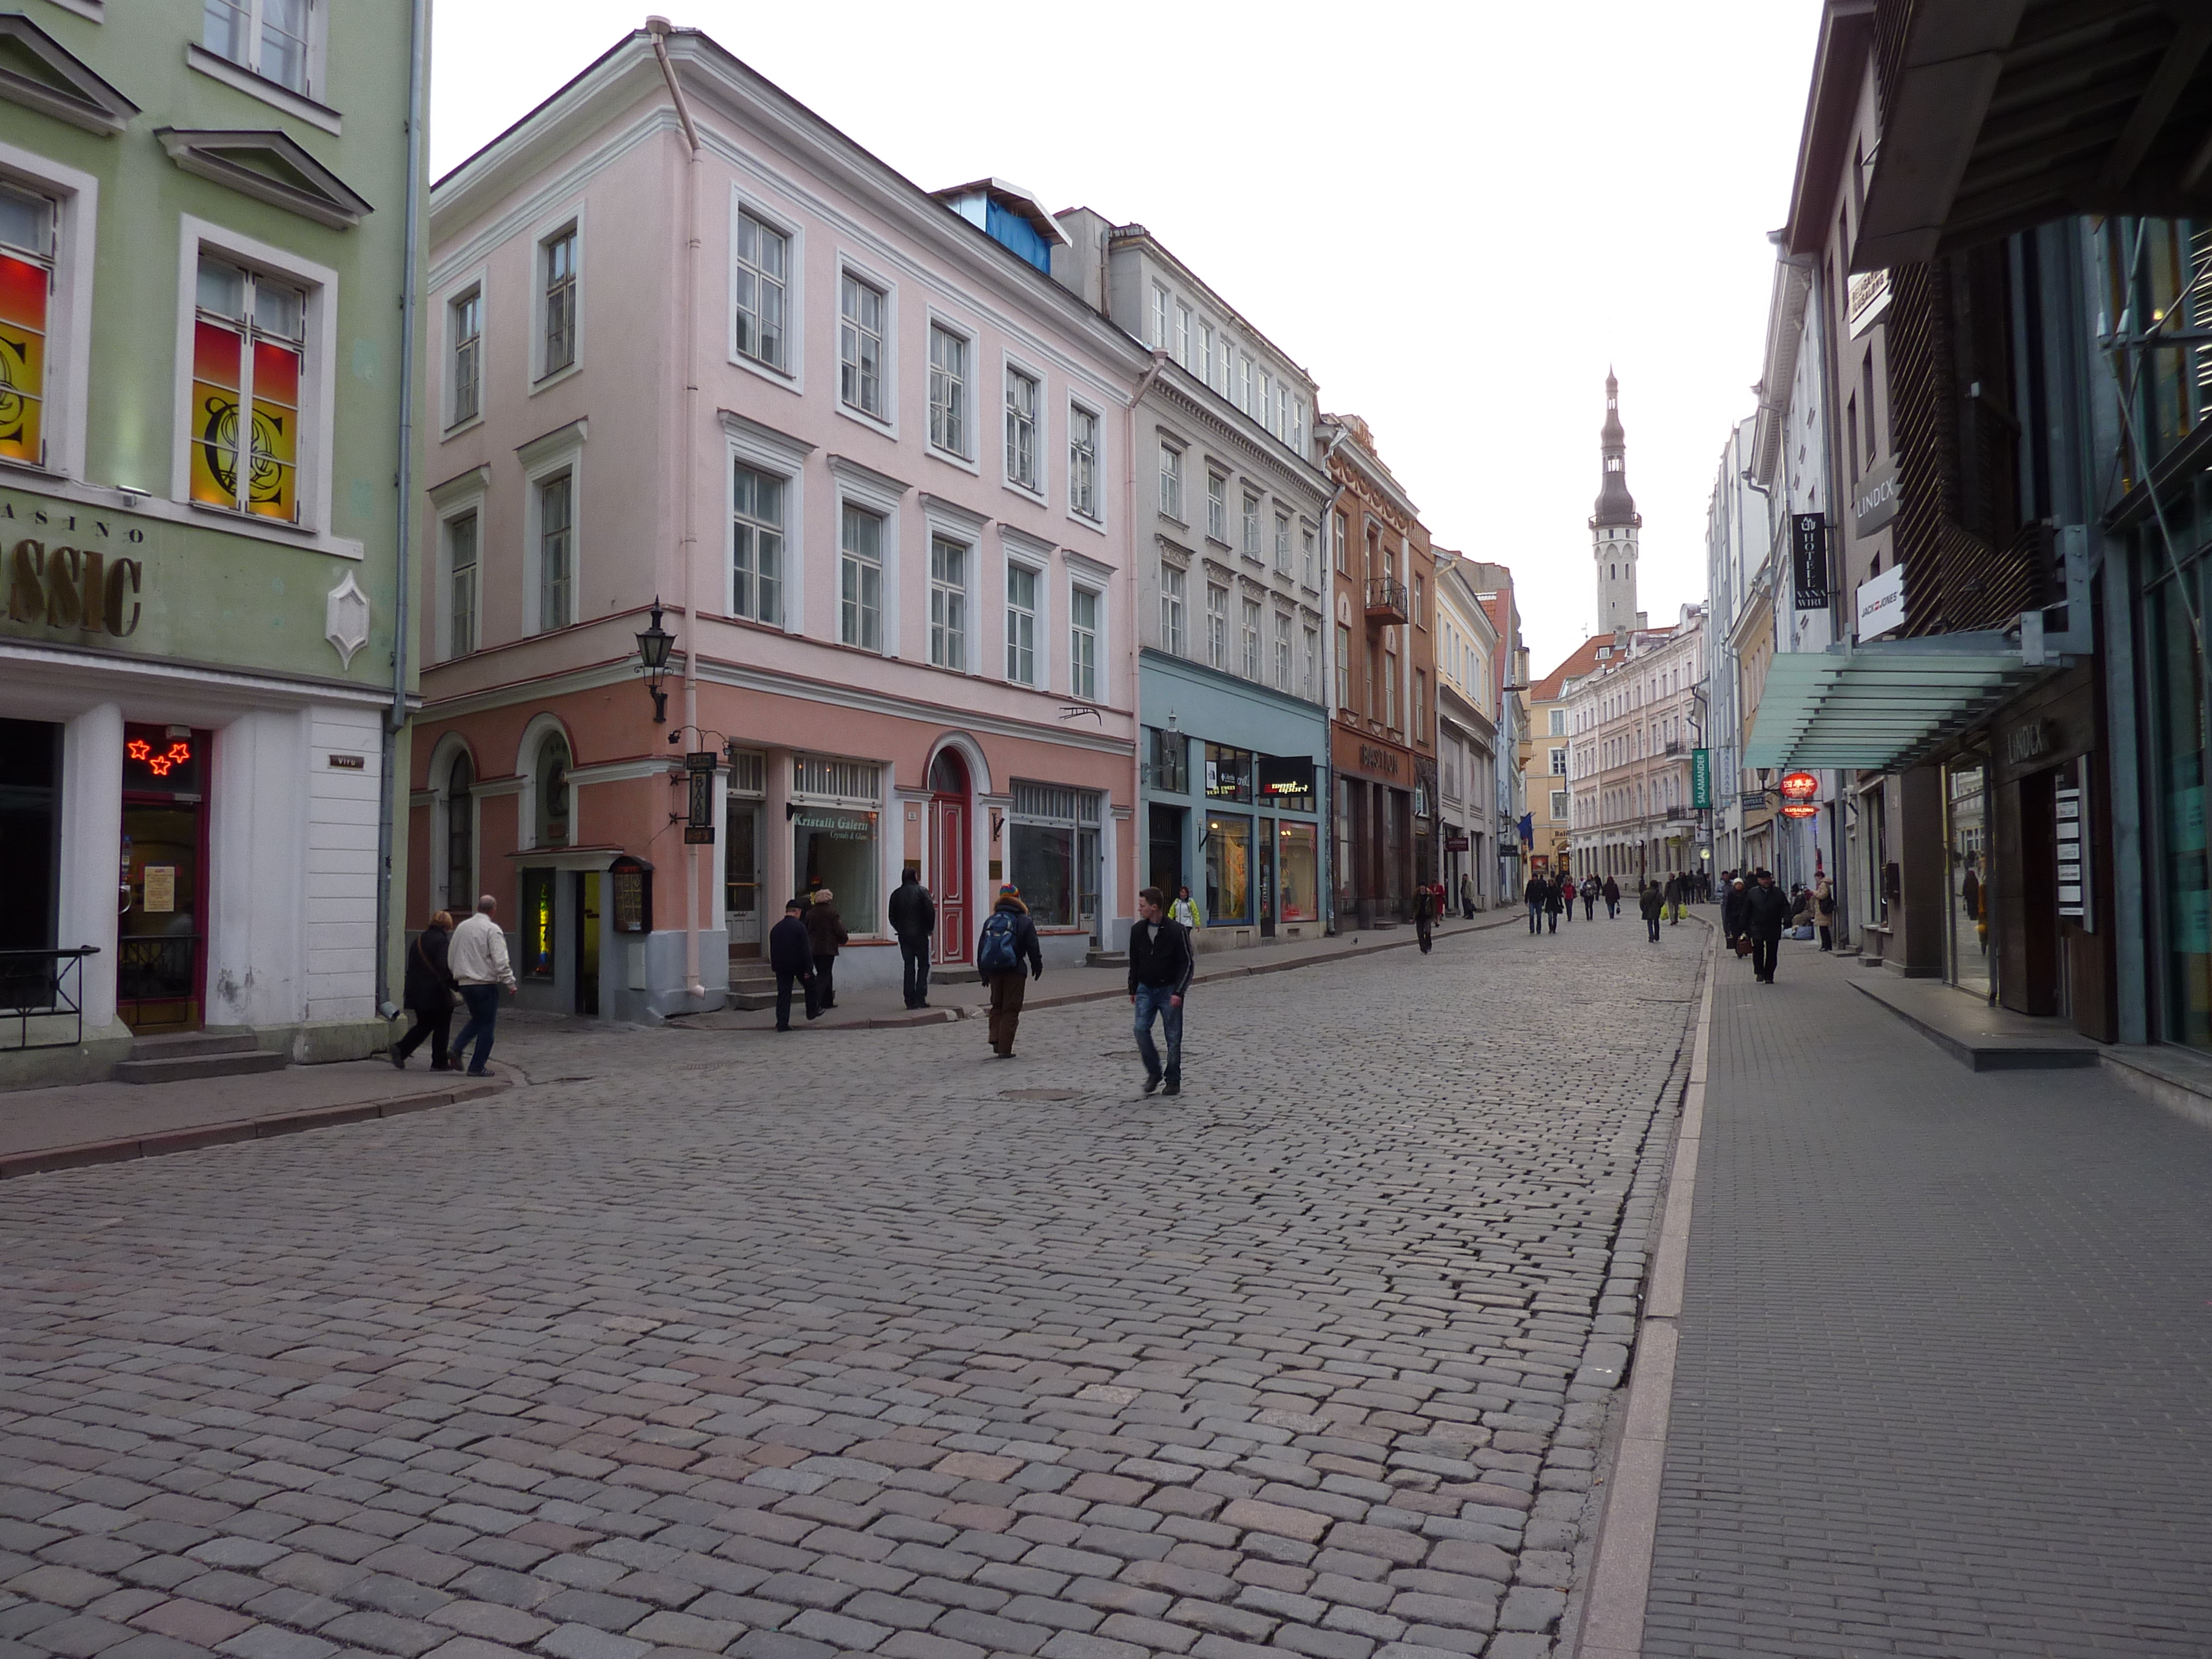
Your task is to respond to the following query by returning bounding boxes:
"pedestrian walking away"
[1128,886,1195,1096]
[1721,875,1748,950]
[447,895,517,1075]
[1640,877,1664,942]
[1603,874,1621,918]
[1581,874,1598,920]
[1170,883,1204,930]
[1744,866,1792,982]
[390,909,459,1070]
[1416,882,1436,953]
[1525,872,1547,934]
[1460,871,1476,919]
[1545,872,1564,933]
[1558,871,1574,924]
[977,883,1044,1056]
[768,899,819,1030]
[1815,873,1837,951]
[888,865,936,1008]
[1664,870,1683,924]
[804,887,850,1009]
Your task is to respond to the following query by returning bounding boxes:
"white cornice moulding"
[826,453,912,498]
[515,417,588,470]
[426,464,490,509]
[155,127,372,228]
[0,15,137,134]
[719,408,816,467]
[919,493,991,538]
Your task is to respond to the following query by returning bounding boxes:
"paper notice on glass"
[144,865,176,913]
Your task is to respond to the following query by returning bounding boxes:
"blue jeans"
[1133,984,1182,1085]
[452,983,500,1072]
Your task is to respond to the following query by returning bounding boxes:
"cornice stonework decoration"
[155,128,374,229]
[324,571,370,669]
[0,15,139,134]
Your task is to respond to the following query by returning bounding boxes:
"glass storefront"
[2149,568,2212,1045]
[1206,812,1252,923]
[794,806,879,924]
[1009,782,1100,930]
[1277,822,1318,923]
[1945,762,1991,999]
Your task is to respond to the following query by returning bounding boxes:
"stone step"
[126,1030,260,1059]
[728,990,779,1011]
[1086,950,1128,968]
[114,1049,288,1085]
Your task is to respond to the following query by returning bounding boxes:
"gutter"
[1124,349,1170,927]
[376,0,429,1019]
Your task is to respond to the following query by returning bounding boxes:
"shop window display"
[794,806,878,925]
[1008,782,1099,929]
[1207,813,1253,924]
[1277,822,1318,923]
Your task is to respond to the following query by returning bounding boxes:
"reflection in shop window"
[794,806,877,925]
[521,867,555,979]
[1278,821,1318,922]
[1206,813,1252,924]
[1008,782,1099,930]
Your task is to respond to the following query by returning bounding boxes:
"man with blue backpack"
[977,883,1044,1057]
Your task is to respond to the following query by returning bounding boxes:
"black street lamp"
[635,596,675,723]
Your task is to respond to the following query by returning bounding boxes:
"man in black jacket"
[888,866,936,1009]
[1525,873,1547,934]
[768,899,819,1030]
[1743,867,1794,984]
[1128,887,1195,1096]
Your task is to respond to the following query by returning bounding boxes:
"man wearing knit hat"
[975,883,1044,1057]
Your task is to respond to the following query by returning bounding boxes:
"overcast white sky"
[430,1,1822,679]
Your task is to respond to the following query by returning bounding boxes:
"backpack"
[977,910,1020,976]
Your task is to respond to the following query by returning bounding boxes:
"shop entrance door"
[930,751,970,965]
[574,871,600,1016]
[724,800,762,959]
[1258,828,1277,938]
[118,725,210,1034]
[1148,803,1185,897]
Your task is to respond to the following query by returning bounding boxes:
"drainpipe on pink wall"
[651,18,708,1002]
[1124,350,1170,911]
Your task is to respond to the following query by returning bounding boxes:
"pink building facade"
[409,27,1147,1018]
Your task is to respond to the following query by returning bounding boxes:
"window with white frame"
[1160,561,1186,655]
[1068,404,1099,518]
[1207,582,1228,670]
[0,184,55,469]
[1291,397,1307,454]
[203,0,312,95]
[927,324,967,455]
[732,463,783,626]
[840,502,883,649]
[734,210,789,372]
[1206,469,1227,542]
[540,226,577,378]
[1273,611,1291,689]
[1273,510,1291,574]
[1241,491,1260,559]
[1333,511,1348,572]
[1175,301,1191,367]
[1199,321,1215,387]
[1549,746,1568,774]
[1005,562,1037,685]
[1151,283,1170,349]
[1302,625,1318,700]
[1241,597,1261,680]
[839,271,885,418]
[447,287,480,427]
[1336,623,1350,709]
[189,255,306,521]
[1302,525,1317,588]
[1158,440,1182,519]
[1070,586,1098,701]
[536,470,573,631]
[930,536,967,669]
[1005,367,1039,491]
[446,511,478,657]
[1238,354,1253,414]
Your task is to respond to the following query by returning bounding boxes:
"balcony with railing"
[1365,579,1409,624]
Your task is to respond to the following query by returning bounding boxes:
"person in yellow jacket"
[1169,883,1204,930]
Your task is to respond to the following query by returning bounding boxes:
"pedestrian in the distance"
[805,886,849,1010]
[1664,871,1683,925]
[1639,878,1664,942]
[1602,874,1621,919]
[977,883,1043,1057]
[1544,873,1564,934]
[888,865,936,1009]
[1128,886,1193,1096]
[1416,883,1435,953]
[768,899,819,1030]
[1581,875,1598,921]
[1721,876,1748,951]
[1743,867,1792,983]
[1170,883,1203,930]
[447,895,516,1076]
[1525,872,1546,935]
[1814,875,1837,951]
[1460,872,1476,920]
[391,909,458,1070]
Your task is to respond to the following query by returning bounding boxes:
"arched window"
[445,751,474,914]
[930,749,968,796]
[536,732,571,848]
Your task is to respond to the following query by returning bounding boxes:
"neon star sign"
[126,737,192,777]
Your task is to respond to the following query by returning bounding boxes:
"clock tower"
[1590,371,1645,634]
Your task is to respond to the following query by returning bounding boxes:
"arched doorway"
[444,749,475,916]
[929,749,970,964]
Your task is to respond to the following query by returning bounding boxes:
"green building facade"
[0,1,423,1082]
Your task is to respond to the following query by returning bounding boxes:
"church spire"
[1593,369,1638,527]
[1590,372,1644,636]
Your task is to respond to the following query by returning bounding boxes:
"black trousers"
[775,970,818,1028]
[1646,916,1661,941]
[392,1004,451,1067]
[1752,936,1780,979]
[812,954,837,1008]
[899,936,931,1006]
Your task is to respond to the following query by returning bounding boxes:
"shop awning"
[1743,633,2048,771]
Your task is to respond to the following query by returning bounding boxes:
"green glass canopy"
[1743,634,2046,771]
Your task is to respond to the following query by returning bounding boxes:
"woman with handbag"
[392,910,460,1070]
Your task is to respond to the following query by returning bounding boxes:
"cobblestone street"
[0,920,1704,1659]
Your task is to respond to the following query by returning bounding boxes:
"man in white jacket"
[447,894,516,1076]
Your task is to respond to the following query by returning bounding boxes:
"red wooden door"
[933,797,968,963]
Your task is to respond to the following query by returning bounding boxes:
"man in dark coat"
[1544,872,1564,933]
[977,885,1044,1057]
[768,899,819,1030]
[804,888,850,1010]
[1639,878,1666,942]
[1524,873,1547,934]
[888,867,936,1009]
[1743,867,1794,983]
[1128,887,1195,1096]
[391,911,458,1069]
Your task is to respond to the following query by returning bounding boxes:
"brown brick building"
[1321,416,1437,926]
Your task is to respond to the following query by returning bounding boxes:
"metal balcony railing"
[1,946,99,1053]
[1365,579,1409,623]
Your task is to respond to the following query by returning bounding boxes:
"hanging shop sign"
[1445,834,1470,852]
[1257,754,1315,800]
[1780,801,1820,820]
[683,752,717,845]
[1779,771,1820,802]
[1791,515,1830,610]
[1852,456,1902,537]
[1691,747,1712,809]
[1858,561,1906,639]
[2057,763,2091,925]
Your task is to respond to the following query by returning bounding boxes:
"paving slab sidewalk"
[1637,939,2212,1657]
[0,1057,511,1176]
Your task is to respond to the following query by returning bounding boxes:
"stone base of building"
[1190,922,1324,953]
[1,1014,390,1090]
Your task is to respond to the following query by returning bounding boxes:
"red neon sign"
[126,737,193,778]
[1779,770,1820,802]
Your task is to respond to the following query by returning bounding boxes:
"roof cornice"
[1781,0,1877,256]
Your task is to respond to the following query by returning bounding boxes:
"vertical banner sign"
[1792,514,1829,610]
[1691,748,1712,809]
[2056,763,2090,926]
[684,751,717,845]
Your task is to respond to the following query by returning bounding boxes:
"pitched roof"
[1529,635,1609,704]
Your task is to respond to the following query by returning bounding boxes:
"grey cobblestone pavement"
[0,916,1704,1659]
[1642,945,2212,1658]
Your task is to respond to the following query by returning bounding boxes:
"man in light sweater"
[447,894,516,1076]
